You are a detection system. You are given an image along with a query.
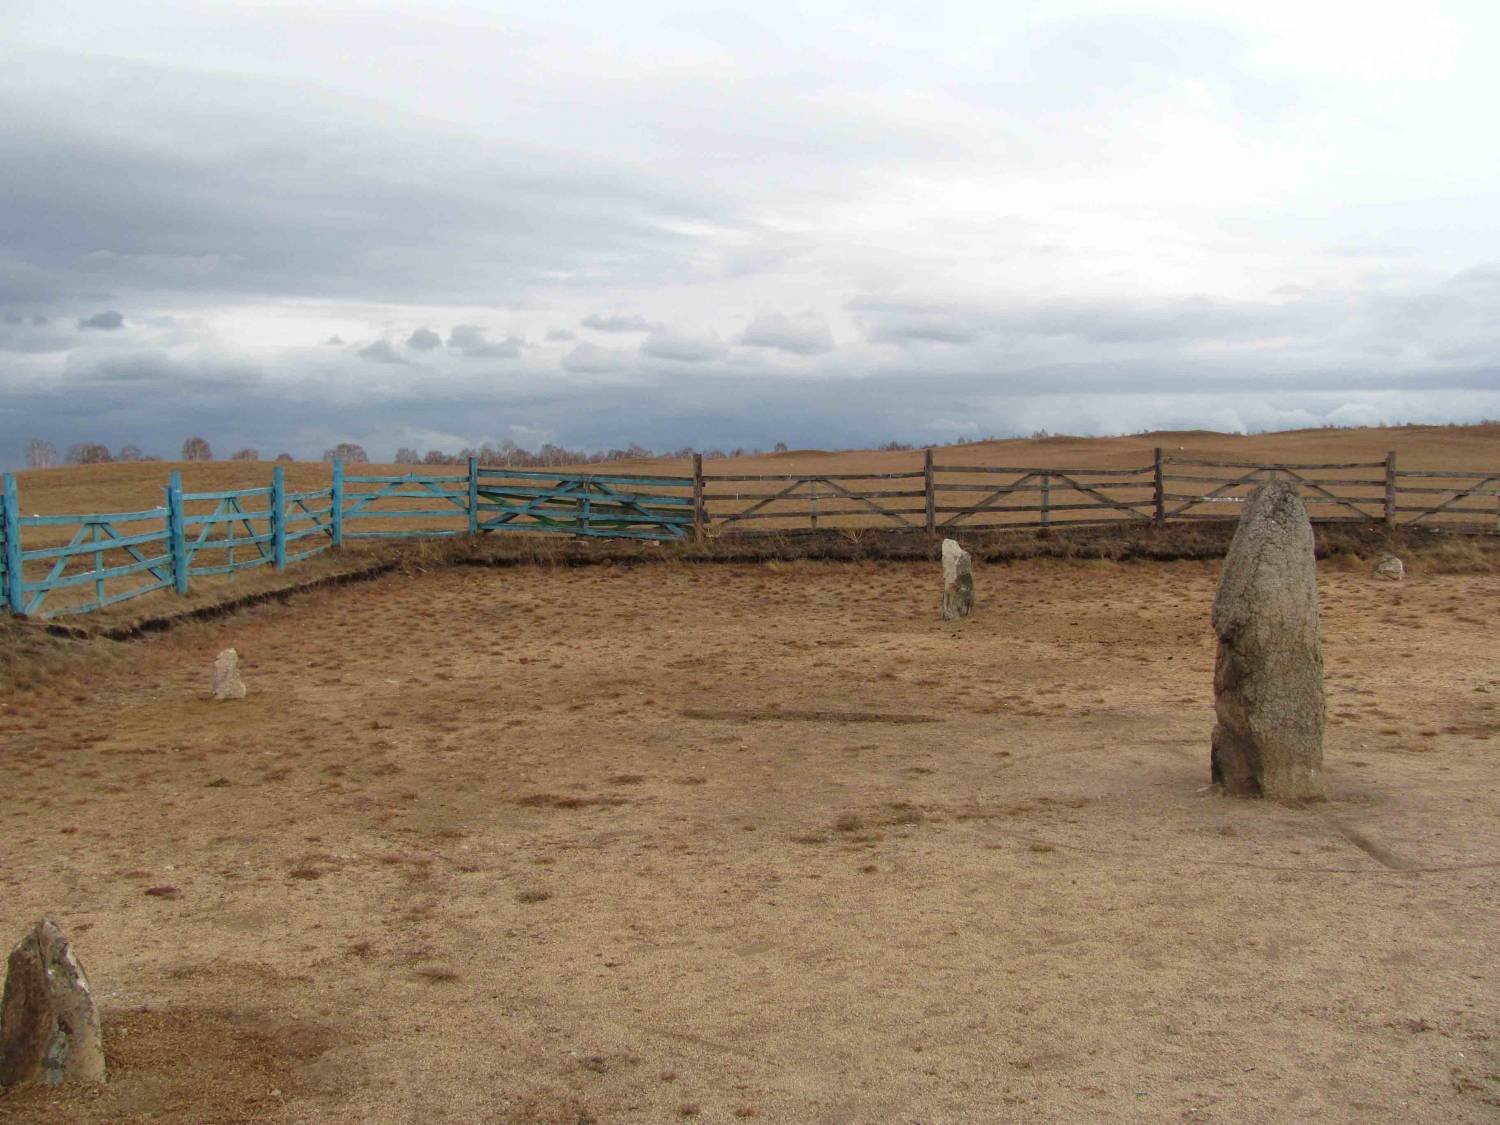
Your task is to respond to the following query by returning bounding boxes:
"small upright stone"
[941,538,975,620]
[1211,483,1325,799]
[1374,554,1405,581]
[0,919,105,1087]
[212,648,247,700]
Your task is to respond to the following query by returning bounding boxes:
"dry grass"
[3,558,1499,1120]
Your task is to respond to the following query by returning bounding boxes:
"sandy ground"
[1,556,1498,1123]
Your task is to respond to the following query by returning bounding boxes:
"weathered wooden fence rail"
[2,449,1495,617]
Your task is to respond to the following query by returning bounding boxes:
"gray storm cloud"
[446,325,523,358]
[78,310,125,330]
[739,312,835,355]
[2,2,1499,466]
[582,313,656,333]
[640,328,725,363]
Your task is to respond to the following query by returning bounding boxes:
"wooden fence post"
[691,453,705,543]
[1384,450,1397,527]
[467,456,479,536]
[271,465,287,571]
[1153,447,1165,525]
[1040,473,1051,526]
[2,473,24,614]
[331,458,345,548]
[165,471,189,596]
[923,448,935,533]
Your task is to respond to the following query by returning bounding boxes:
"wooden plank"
[285,543,331,565]
[934,501,1151,515]
[1404,474,1500,525]
[692,453,705,543]
[271,465,286,571]
[923,449,935,533]
[816,477,915,528]
[1049,471,1152,520]
[939,472,1040,528]
[701,471,925,482]
[1393,468,1500,479]
[1275,465,1381,519]
[1384,451,1397,527]
[344,473,470,484]
[42,576,174,618]
[27,551,175,594]
[932,480,1148,494]
[188,555,277,577]
[714,478,810,526]
[706,487,926,501]
[345,529,467,540]
[1153,447,1165,524]
[182,487,274,501]
[475,468,694,486]
[1166,458,1386,470]
[698,507,929,522]
[477,483,693,505]
[21,527,170,562]
[343,507,470,521]
[1395,484,1500,496]
[19,508,168,526]
[1164,466,1267,516]
[331,460,345,548]
[467,457,479,536]
[1161,472,1383,487]
[1392,505,1494,515]
[933,463,1153,476]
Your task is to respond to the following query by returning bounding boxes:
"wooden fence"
[2,449,1496,618]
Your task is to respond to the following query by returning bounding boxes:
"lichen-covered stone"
[212,648,247,700]
[1374,554,1405,581]
[941,539,975,620]
[0,920,105,1087]
[1211,483,1325,799]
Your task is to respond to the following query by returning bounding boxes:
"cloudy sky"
[4,1,1500,463]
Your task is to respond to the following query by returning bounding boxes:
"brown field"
[9,424,1499,620]
[2,551,1498,1122]
[15,423,1500,516]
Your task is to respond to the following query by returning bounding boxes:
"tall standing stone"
[0,920,106,1087]
[1211,482,1325,798]
[212,648,247,700]
[941,538,975,620]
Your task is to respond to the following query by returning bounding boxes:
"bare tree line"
[21,432,997,472]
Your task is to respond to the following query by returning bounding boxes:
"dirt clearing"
[2,557,1498,1122]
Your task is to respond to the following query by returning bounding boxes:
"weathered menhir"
[1210,482,1325,799]
[0,919,105,1088]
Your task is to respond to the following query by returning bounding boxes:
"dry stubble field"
[1,553,1498,1123]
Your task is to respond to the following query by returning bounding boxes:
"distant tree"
[65,442,112,465]
[394,447,420,464]
[115,443,145,462]
[274,452,294,462]
[181,436,213,461]
[423,450,450,465]
[231,448,260,461]
[773,441,789,453]
[24,438,58,469]
[322,442,369,463]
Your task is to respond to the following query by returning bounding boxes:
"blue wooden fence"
[0,460,696,619]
